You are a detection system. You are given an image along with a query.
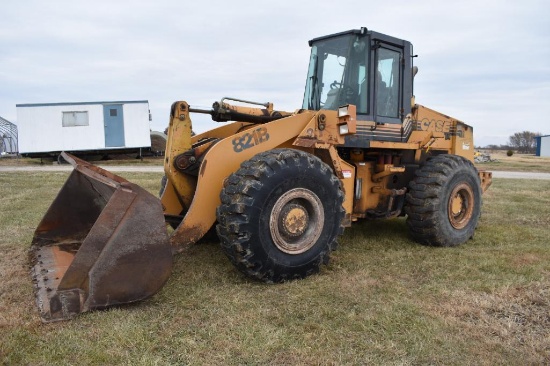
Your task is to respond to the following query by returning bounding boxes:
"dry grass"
[0,171,549,365]
[0,155,163,166]
[433,281,549,362]
[475,151,550,173]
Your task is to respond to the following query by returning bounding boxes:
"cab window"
[376,48,400,118]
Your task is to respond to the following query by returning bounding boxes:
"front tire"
[216,149,345,282]
[405,154,482,247]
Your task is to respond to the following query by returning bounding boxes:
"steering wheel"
[330,81,357,103]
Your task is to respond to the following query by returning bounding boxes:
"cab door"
[373,44,403,124]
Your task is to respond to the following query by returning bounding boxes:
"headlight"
[338,105,349,117]
[339,123,350,135]
[337,104,356,136]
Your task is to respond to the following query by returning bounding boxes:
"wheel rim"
[447,182,474,230]
[270,188,324,254]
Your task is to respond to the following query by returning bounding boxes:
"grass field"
[1,170,549,365]
[0,155,164,166]
[475,151,550,173]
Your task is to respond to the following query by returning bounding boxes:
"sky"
[1,0,549,147]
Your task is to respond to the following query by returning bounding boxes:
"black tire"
[216,149,345,282]
[405,154,482,247]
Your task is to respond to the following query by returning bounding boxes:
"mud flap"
[30,153,173,322]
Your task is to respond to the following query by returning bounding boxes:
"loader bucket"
[29,152,172,322]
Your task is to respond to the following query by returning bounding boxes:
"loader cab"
[302,28,414,127]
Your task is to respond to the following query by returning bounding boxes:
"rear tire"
[405,154,482,247]
[216,149,344,282]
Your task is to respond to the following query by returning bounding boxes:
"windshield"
[302,34,369,114]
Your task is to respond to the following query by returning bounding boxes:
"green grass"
[0,172,549,365]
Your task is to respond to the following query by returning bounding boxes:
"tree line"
[482,131,542,153]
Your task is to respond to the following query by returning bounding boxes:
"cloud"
[1,0,549,146]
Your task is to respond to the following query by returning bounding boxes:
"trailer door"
[103,104,125,147]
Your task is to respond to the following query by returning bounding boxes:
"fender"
[168,109,318,252]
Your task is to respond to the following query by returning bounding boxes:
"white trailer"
[535,135,550,157]
[16,100,151,157]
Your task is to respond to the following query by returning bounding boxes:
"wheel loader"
[29,27,493,322]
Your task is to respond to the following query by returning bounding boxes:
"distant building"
[0,115,18,154]
[16,100,152,158]
[535,135,550,157]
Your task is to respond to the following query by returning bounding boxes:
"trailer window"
[62,111,89,127]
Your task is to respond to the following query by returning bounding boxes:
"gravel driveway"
[0,165,164,173]
[1,166,549,180]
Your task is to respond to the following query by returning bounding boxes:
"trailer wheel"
[405,154,482,247]
[216,149,344,282]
